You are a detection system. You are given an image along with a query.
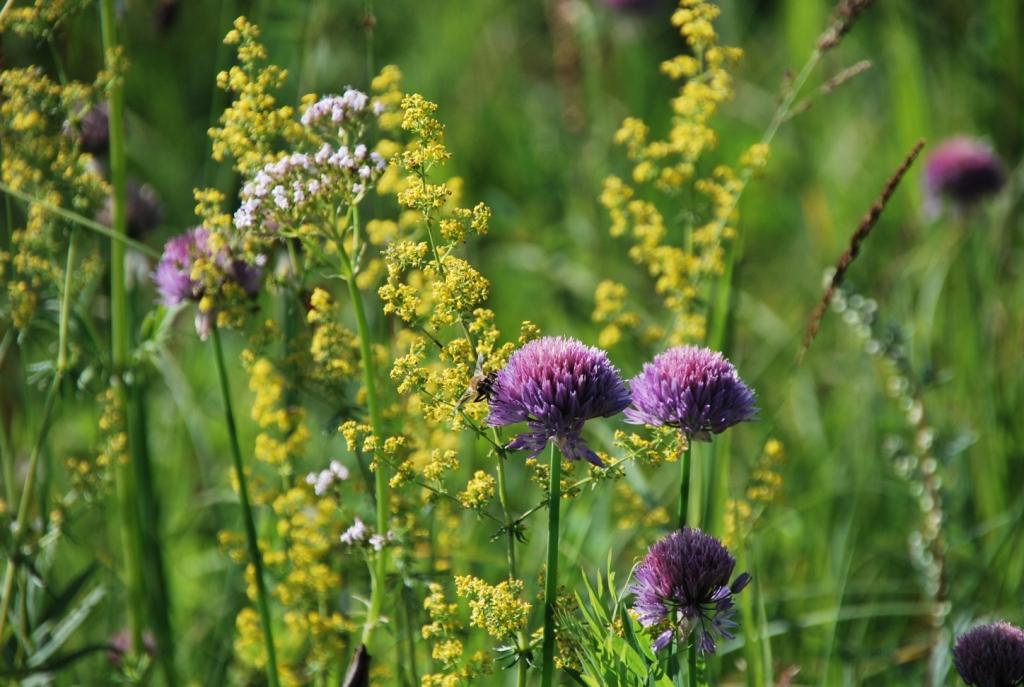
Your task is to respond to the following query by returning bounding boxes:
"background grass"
[2,0,1023,684]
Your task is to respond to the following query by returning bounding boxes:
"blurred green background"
[4,0,1024,683]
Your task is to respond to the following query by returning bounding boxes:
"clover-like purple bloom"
[625,346,756,440]
[154,228,208,306]
[630,528,750,655]
[486,336,630,466]
[153,227,263,339]
[924,137,1006,212]
[954,621,1024,687]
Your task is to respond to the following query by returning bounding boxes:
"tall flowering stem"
[210,325,281,687]
[340,207,389,649]
[493,432,530,687]
[540,442,562,687]
[487,336,630,686]
[98,0,146,651]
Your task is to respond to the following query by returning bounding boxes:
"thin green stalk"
[678,440,692,531]
[687,644,698,687]
[402,585,419,686]
[340,209,389,650]
[705,47,823,348]
[129,381,178,686]
[0,183,158,260]
[540,443,562,687]
[494,434,529,687]
[0,372,59,643]
[99,0,146,652]
[0,225,77,643]
[211,325,281,687]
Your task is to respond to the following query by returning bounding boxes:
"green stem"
[705,49,823,348]
[688,644,699,687]
[99,0,146,652]
[340,210,389,650]
[0,182,158,257]
[678,440,692,531]
[211,326,281,687]
[494,434,530,687]
[0,373,59,643]
[0,224,79,642]
[540,443,562,687]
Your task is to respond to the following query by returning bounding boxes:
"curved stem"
[540,443,562,687]
[211,326,281,687]
[340,211,389,649]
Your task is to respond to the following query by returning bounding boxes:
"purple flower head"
[954,621,1024,687]
[154,227,208,306]
[486,336,630,466]
[924,137,1006,213]
[630,528,750,655]
[153,228,264,338]
[625,346,756,440]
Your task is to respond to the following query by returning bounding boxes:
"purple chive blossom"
[625,346,756,441]
[486,336,630,466]
[954,621,1024,687]
[153,227,264,339]
[630,528,750,655]
[924,137,1006,213]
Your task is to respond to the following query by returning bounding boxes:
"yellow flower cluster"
[379,94,538,475]
[245,353,310,473]
[723,438,786,548]
[592,280,641,349]
[597,0,767,346]
[0,66,108,330]
[457,470,495,509]
[454,575,531,640]
[421,583,493,686]
[225,348,362,683]
[0,0,91,37]
[612,427,686,468]
[306,287,360,384]
[209,16,304,177]
[65,386,125,501]
[612,482,671,535]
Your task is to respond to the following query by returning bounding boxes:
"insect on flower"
[456,354,498,410]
